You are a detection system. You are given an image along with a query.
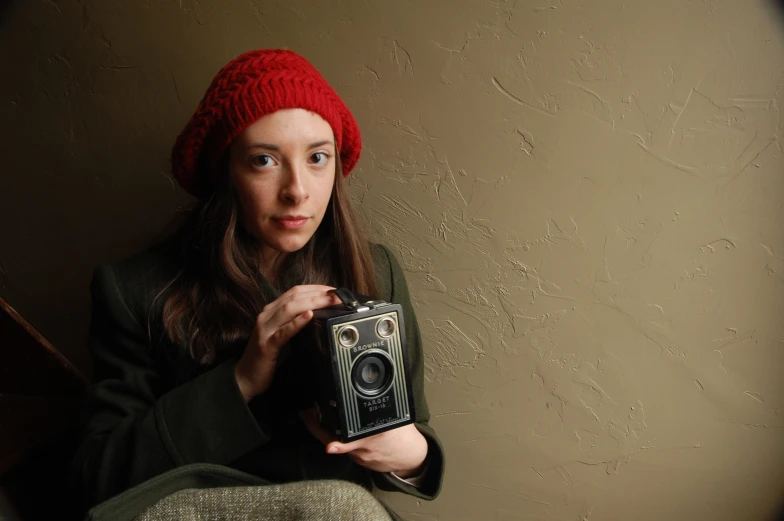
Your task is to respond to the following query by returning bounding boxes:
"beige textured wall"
[2,0,784,519]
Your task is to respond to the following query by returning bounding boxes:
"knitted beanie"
[171,49,362,198]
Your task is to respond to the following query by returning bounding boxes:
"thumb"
[327,438,365,454]
[327,441,355,454]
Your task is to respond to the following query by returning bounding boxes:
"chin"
[265,233,315,254]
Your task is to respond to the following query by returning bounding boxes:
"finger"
[269,309,314,347]
[263,285,338,313]
[260,294,333,334]
[299,408,336,446]
[288,284,338,295]
[260,290,327,316]
[262,292,341,329]
[275,292,342,321]
[326,438,366,454]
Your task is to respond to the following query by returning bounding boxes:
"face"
[228,108,336,261]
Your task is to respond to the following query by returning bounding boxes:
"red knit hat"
[171,49,362,198]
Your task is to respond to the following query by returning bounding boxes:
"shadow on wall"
[0,0,11,23]
[771,0,784,25]
[774,503,784,521]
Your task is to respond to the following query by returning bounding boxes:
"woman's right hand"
[234,284,342,402]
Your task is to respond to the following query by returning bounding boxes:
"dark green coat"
[71,243,444,521]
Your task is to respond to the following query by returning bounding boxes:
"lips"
[273,216,309,230]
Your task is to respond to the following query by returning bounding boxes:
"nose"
[280,159,308,204]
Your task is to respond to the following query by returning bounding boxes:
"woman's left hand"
[300,408,428,477]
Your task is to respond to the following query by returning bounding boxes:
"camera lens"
[361,361,383,385]
[337,325,359,348]
[352,352,394,397]
[376,317,396,338]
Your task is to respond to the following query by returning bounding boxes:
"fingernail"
[328,446,339,454]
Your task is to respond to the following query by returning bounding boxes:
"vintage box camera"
[288,288,416,442]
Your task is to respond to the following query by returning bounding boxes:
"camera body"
[289,288,416,443]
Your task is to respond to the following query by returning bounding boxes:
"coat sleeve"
[371,245,445,500]
[70,264,269,508]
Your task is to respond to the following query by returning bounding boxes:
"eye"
[250,154,276,168]
[310,152,330,166]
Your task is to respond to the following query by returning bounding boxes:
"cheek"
[235,183,274,222]
[318,185,334,208]
[315,176,336,208]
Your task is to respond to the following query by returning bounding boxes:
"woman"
[70,49,444,520]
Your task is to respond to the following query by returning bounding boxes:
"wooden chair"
[0,296,88,520]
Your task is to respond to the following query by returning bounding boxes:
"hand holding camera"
[234,284,342,402]
[288,288,418,443]
[301,409,428,477]
[236,285,425,476]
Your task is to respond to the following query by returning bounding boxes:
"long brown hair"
[155,154,377,365]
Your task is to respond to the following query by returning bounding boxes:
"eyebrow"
[247,140,334,151]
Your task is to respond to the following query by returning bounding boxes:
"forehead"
[235,108,334,147]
